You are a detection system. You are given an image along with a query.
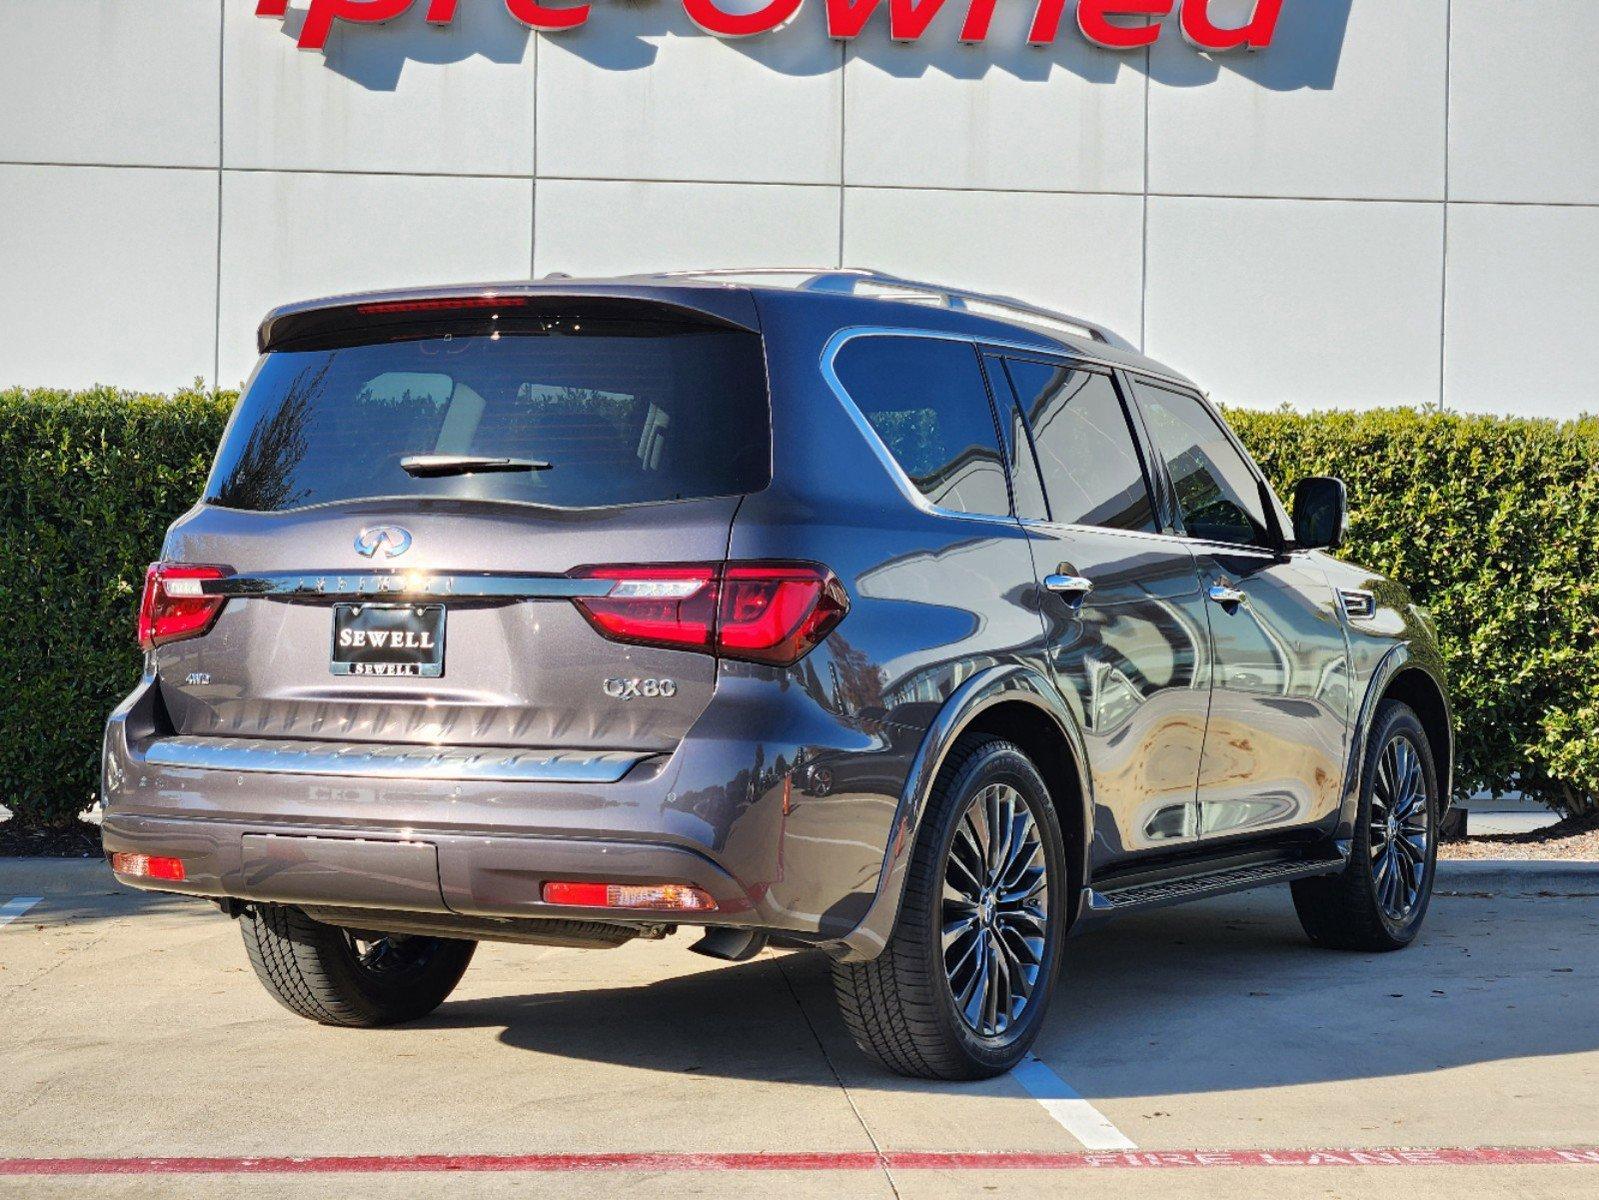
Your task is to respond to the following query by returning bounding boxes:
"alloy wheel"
[1369,734,1431,920]
[942,783,1050,1038]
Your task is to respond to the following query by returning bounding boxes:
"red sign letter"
[1180,0,1283,51]
[683,0,803,36]
[1077,0,1172,49]
[255,0,290,16]
[425,0,459,22]
[297,0,414,51]
[1027,0,1066,44]
[506,0,591,31]
[826,0,951,42]
[958,0,997,42]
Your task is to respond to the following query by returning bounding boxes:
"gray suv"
[103,269,1451,1079]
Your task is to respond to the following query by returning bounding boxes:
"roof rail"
[662,267,1120,346]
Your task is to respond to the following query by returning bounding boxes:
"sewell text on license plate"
[331,603,445,678]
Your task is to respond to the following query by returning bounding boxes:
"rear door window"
[207,326,771,511]
[1004,359,1158,534]
[834,335,1010,518]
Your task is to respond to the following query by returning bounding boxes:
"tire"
[240,903,476,1027]
[832,736,1068,1080]
[1292,700,1439,952]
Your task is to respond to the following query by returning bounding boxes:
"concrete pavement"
[2,858,1596,1198]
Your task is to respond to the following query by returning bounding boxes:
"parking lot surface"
[2,859,1596,1198]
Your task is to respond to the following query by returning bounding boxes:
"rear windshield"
[206,326,770,511]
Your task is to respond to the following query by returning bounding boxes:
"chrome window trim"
[138,736,652,784]
[1014,516,1285,558]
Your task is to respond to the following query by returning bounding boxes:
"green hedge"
[0,390,1594,830]
[0,386,237,830]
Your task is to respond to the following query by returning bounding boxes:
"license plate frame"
[330,603,446,678]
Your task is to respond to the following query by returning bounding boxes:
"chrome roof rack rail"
[658,267,1117,346]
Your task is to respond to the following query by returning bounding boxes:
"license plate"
[331,604,445,678]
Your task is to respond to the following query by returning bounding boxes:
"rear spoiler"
[257,283,761,354]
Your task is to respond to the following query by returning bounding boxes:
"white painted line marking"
[1014,1055,1137,1151]
[0,897,43,928]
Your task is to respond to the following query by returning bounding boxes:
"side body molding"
[1334,642,1454,847]
[829,664,1093,962]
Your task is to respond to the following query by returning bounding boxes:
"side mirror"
[1292,476,1347,550]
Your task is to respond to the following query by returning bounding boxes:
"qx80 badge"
[604,678,679,701]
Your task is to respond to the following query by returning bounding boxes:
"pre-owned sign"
[258,0,1283,51]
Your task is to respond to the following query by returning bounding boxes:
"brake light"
[568,565,718,652]
[569,562,847,666]
[110,852,186,882]
[542,881,717,911]
[354,296,526,315]
[138,564,228,650]
[718,564,849,664]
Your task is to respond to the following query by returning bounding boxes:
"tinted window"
[1132,381,1271,547]
[1005,360,1157,533]
[983,354,1050,523]
[836,336,1009,517]
[207,328,770,511]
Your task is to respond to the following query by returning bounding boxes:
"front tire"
[832,736,1068,1080]
[241,903,475,1027]
[1292,700,1439,952]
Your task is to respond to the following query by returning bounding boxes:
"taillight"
[718,564,849,665]
[567,565,718,652]
[569,562,847,666]
[138,564,229,651]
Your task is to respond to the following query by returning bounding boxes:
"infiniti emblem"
[354,525,413,559]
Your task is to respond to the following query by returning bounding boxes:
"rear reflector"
[542,881,717,912]
[569,561,847,666]
[110,853,186,882]
[138,563,229,650]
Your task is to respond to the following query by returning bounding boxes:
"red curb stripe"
[1,1149,1596,1175]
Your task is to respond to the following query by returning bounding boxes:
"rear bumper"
[102,674,916,949]
[102,812,754,922]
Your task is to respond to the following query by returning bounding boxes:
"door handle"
[1044,574,1094,603]
[1208,584,1247,607]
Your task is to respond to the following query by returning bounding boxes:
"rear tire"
[1292,700,1439,952]
[832,736,1068,1080]
[241,903,475,1027]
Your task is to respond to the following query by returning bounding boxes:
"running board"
[1088,854,1346,914]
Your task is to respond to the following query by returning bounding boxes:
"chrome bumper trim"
[140,736,651,784]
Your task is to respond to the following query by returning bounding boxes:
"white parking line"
[1013,1055,1137,1150]
[0,897,43,928]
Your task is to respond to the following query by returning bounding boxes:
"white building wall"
[0,0,1594,417]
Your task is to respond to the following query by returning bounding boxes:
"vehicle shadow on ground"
[425,890,1598,1098]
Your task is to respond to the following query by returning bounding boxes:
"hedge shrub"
[0,390,1594,830]
[0,386,236,830]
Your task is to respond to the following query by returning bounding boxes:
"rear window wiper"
[400,454,554,477]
